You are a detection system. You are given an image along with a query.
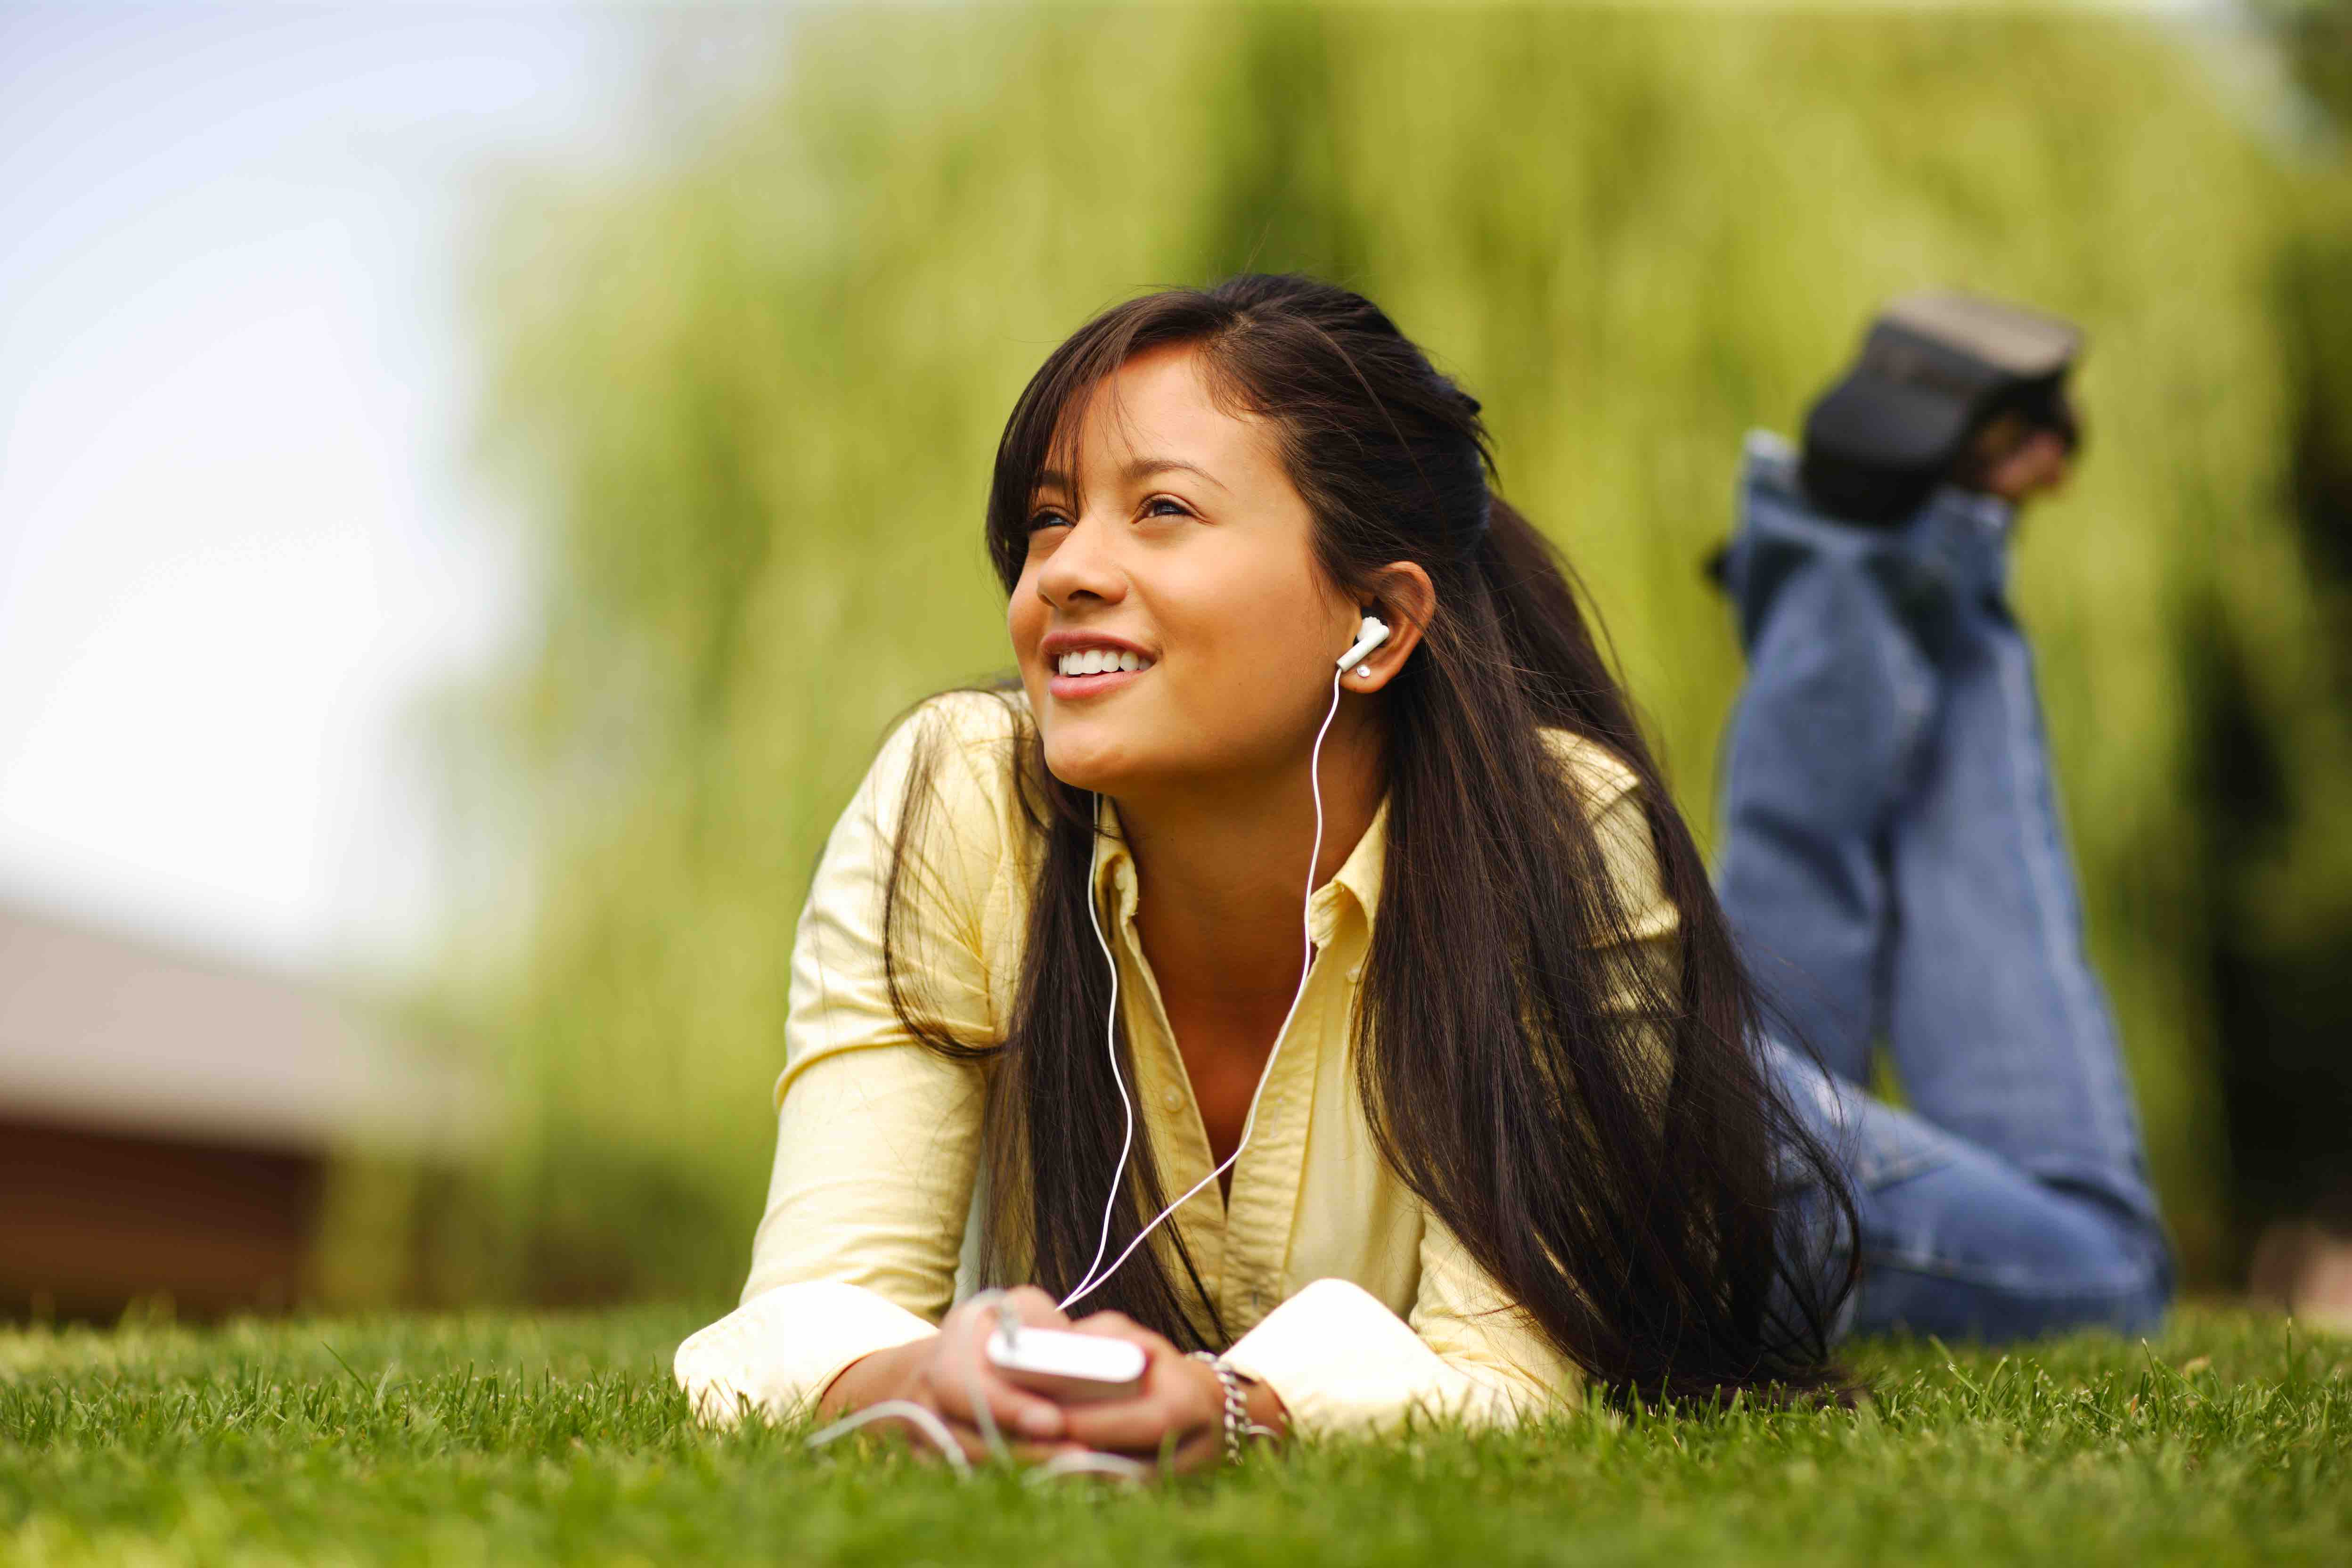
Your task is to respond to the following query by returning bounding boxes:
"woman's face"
[1007,341,1362,798]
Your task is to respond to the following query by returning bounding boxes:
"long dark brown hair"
[879,273,1857,1405]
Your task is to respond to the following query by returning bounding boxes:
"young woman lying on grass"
[673,274,2172,1471]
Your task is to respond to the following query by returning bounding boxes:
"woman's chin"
[1040,729,1147,797]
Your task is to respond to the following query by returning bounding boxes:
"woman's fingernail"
[1020,1409,1062,1438]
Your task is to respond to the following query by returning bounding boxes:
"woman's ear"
[1344,562,1436,692]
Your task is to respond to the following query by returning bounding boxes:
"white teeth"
[1056,647,1152,677]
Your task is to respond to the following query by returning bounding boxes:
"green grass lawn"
[2,1305,2344,1566]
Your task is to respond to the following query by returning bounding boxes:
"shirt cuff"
[673,1279,938,1427]
[1221,1277,1547,1437]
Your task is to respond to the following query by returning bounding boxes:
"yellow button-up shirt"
[674,687,1678,1436]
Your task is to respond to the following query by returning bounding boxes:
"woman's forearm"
[816,1335,935,1418]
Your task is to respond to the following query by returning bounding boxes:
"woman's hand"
[1052,1311,1228,1473]
[820,1285,1079,1464]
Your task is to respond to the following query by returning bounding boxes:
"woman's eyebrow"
[1035,456,1229,495]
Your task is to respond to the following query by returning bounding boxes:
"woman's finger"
[925,1321,1069,1441]
[928,1363,1069,1441]
[997,1284,1070,1330]
[1056,1394,1190,1454]
[1060,1404,1227,1472]
[1060,1334,1216,1453]
[1164,1426,1225,1474]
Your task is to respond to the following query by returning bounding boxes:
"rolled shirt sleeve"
[675,694,1013,1425]
[1221,1208,1583,1437]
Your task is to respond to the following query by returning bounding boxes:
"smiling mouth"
[1047,646,1154,696]
[1053,649,1152,677]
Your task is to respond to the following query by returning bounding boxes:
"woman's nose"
[1034,515,1127,607]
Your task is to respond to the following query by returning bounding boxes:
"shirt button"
[1160,1086,1182,1110]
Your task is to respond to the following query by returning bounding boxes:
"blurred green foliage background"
[323,3,2352,1308]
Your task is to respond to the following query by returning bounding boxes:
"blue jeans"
[1716,432,2173,1342]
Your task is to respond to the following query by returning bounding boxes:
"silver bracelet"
[1186,1350,1277,1464]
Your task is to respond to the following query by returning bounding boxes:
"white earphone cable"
[1065,790,1136,1310]
[1058,662,1346,1313]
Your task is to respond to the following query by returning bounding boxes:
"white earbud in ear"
[1336,614,1391,678]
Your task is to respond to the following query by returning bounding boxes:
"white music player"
[984,1324,1147,1404]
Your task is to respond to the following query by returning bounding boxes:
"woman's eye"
[1142,496,1191,520]
[1026,511,1070,534]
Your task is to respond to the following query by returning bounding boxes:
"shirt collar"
[1090,789,1390,948]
